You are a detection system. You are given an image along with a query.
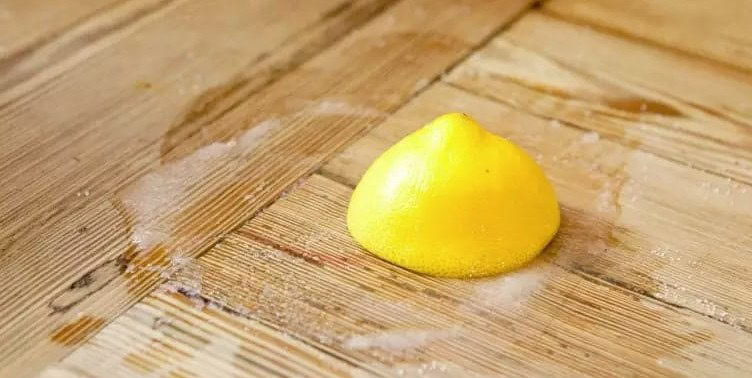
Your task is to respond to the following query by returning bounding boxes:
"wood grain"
[445,12,752,185]
[14,1,752,376]
[0,0,124,60]
[0,0,534,375]
[0,0,185,97]
[544,0,752,72]
[148,172,752,377]
[66,65,752,374]
[45,293,359,378]
[323,83,752,331]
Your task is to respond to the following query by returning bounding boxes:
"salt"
[121,119,279,250]
[471,264,549,309]
[344,327,459,351]
[581,131,600,143]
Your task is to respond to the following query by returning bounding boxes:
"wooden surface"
[2,0,751,377]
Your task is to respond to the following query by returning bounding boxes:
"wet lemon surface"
[347,113,560,278]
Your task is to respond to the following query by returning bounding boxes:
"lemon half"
[347,113,560,278]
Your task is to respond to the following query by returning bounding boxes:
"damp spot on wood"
[605,98,683,117]
[134,81,153,90]
[50,316,106,346]
[123,244,170,296]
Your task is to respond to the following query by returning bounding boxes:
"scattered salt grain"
[344,327,460,351]
[581,131,600,143]
[121,119,279,250]
[471,265,548,309]
[386,361,485,378]
[549,119,562,128]
[237,119,280,149]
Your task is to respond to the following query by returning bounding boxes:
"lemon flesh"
[347,113,560,278]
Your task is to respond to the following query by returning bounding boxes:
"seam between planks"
[399,0,545,109]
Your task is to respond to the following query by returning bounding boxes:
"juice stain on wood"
[50,316,106,346]
[604,98,683,117]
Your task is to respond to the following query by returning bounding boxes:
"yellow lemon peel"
[347,113,560,278]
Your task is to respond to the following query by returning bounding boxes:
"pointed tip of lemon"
[424,112,481,133]
[348,112,560,278]
[431,112,475,124]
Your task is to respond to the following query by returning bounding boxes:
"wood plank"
[44,293,359,378]
[445,12,752,185]
[0,0,183,97]
[0,0,124,59]
[0,0,533,375]
[323,83,752,331]
[181,173,752,377]
[544,0,752,72]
